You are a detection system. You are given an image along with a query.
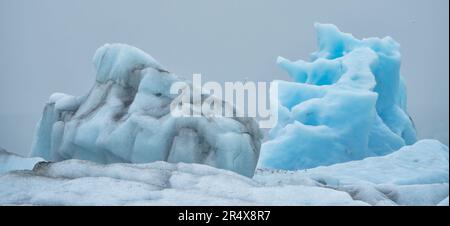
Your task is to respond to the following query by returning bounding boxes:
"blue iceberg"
[259,23,417,170]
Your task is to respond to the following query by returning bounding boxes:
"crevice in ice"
[73,82,113,121]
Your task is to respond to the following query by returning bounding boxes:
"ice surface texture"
[1,140,447,205]
[259,24,417,170]
[256,139,449,206]
[31,44,262,177]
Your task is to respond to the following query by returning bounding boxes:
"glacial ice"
[0,148,43,175]
[0,139,447,205]
[259,23,417,170]
[31,43,263,177]
[438,197,449,206]
[256,139,449,206]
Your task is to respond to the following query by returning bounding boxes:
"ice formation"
[31,43,262,177]
[259,23,417,170]
[1,139,447,205]
[0,148,43,175]
[256,139,449,206]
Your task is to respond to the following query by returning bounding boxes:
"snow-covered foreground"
[260,24,417,170]
[0,139,448,206]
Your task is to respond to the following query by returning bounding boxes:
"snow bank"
[0,148,43,175]
[31,43,262,177]
[438,197,449,206]
[259,23,416,170]
[1,139,447,206]
[0,159,363,206]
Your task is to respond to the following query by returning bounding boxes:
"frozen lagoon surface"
[259,24,417,170]
[0,140,447,205]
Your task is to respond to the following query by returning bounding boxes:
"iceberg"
[259,23,417,170]
[31,43,262,177]
[0,139,447,206]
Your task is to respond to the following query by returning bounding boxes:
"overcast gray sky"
[0,0,448,156]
